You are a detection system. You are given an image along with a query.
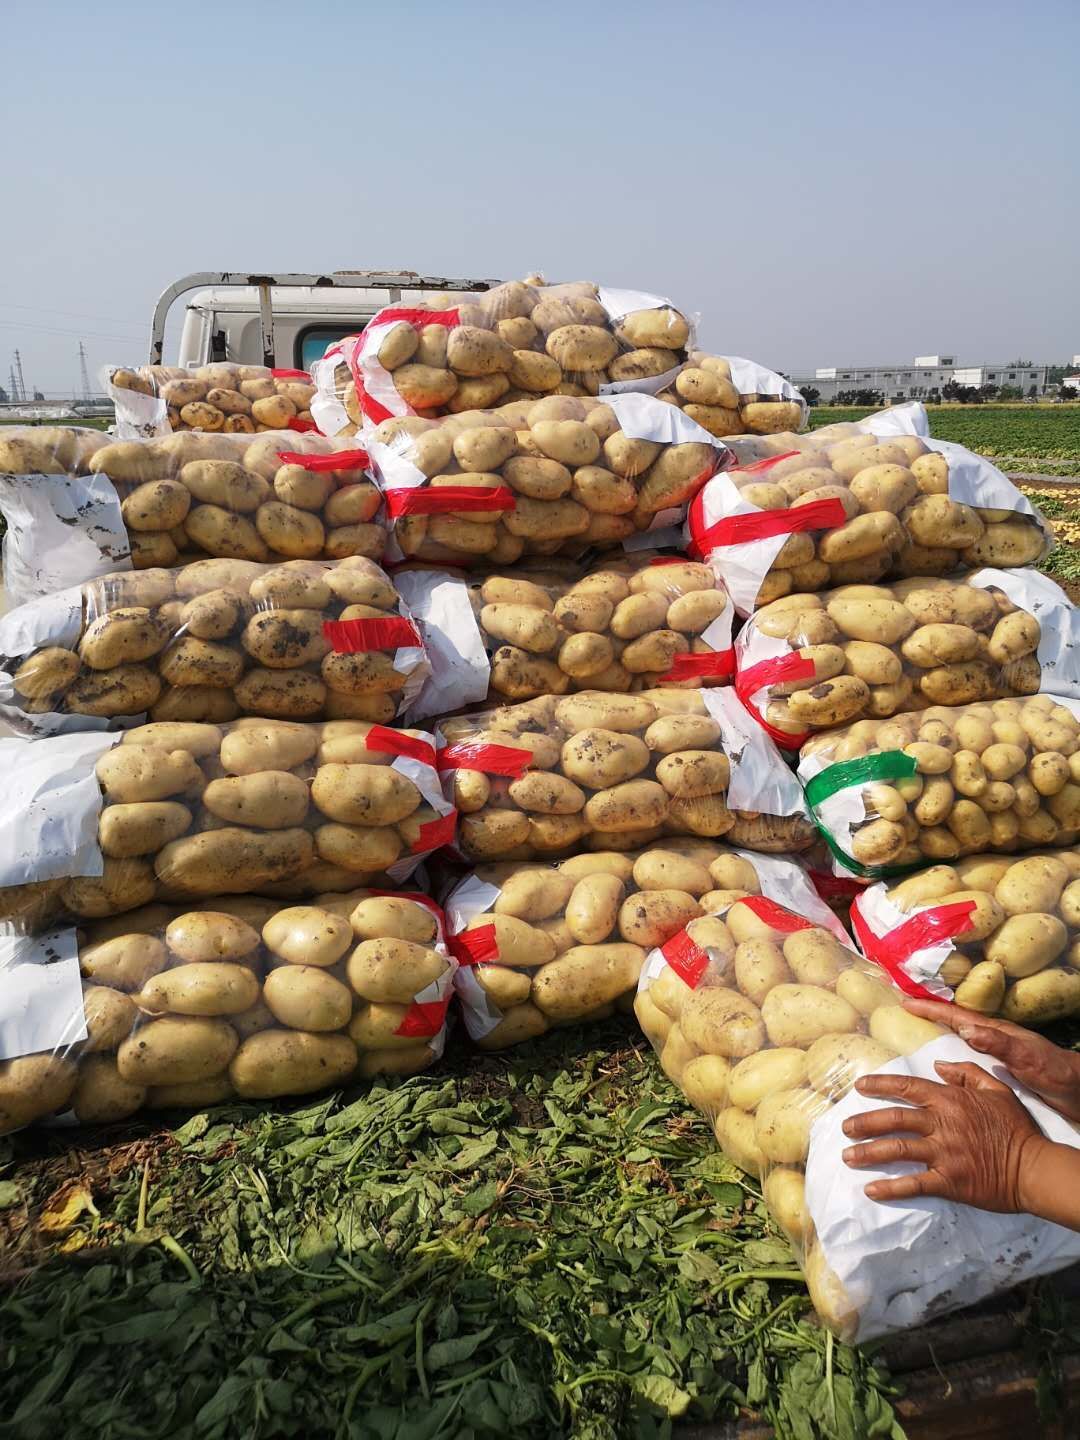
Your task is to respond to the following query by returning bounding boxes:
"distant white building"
[793,355,1049,403]
[1063,375,1080,393]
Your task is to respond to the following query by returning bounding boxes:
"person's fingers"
[853,1072,940,1105]
[842,1104,934,1140]
[864,1170,946,1203]
[935,1059,1014,1094]
[902,998,969,1029]
[842,1136,935,1168]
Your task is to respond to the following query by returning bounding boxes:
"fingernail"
[842,1119,855,1137]
[842,1147,857,1163]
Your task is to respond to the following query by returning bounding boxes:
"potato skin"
[229,1030,358,1098]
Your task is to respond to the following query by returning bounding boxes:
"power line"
[0,301,146,325]
[0,318,146,343]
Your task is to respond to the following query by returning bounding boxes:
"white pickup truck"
[156,268,500,372]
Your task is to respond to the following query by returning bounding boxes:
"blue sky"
[2,0,1077,394]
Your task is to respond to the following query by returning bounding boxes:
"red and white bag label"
[733,641,816,751]
[323,617,422,652]
[849,886,976,1001]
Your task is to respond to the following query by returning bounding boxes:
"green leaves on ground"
[0,1024,901,1439]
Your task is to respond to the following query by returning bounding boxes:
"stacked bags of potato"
[735,569,1079,749]
[367,392,732,566]
[0,889,454,1135]
[106,363,317,436]
[849,850,1080,1026]
[444,842,837,1050]
[0,719,451,929]
[654,353,807,439]
[634,889,1080,1341]
[397,555,734,720]
[799,696,1080,875]
[688,405,1051,614]
[0,555,428,731]
[310,278,693,436]
[0,426,381,607]
[436,689,813,862]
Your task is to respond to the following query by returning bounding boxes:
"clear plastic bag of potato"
[367,392,732,567]
[444,842,838,1050]
[0,554,429,734]
[309,279,693,435]
[688,410,1051,614]
[850,848,1080,1027]
[720,400,929,468]
[655,353,807,439]
[0,887,454,1136]
[106,363,317,437]
[634,889,1080,1342]
[800,695,1080,876]
[735,568,1079,750]
[0,425,382,607]
[0,719,452,929]
[436,688,813,863]
[396,555,734,721]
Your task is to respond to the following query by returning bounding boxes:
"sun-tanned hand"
[842,1002,1080,1232]
[901,997,1080,1123]
[841,1061,1042,1211]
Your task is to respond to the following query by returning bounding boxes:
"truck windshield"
[296,324,366,371]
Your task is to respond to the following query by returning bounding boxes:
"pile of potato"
[319,279,692,433]
[371,393,724,566]
[3,555,425,726]
[0,891,452,1134]
[858,851,1080,1025]
[634,893,949,1339]
[738,575,1050,743]
[692,432,1048,609]
[0,426,383,571]
[655,353,807,438]
[0,718,443,927]
[447,843,818,1049]
[800,697,1080,871]
[455,557,732,702]
[109,364,316,433]
[439,690,815,861]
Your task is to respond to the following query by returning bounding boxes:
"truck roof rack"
[150,270,501,366]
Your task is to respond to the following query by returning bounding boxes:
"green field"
[809,404,1080,473]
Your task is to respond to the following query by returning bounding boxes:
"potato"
[680,986,765,1057]
[96,744,203,803]
[531,942,644,1019]
[72,1054,147,1123]
[1001,968,1080,1024]
[98,801,193,858]
[263,965,353,1031]
[346,937,447,1003]
[201,771,310,829]
[761,985,859,1048]
[230,1029,358,1098]
[680,1054,732,1114]
[117,1015,238,1085]
[138,961,260,1016]
[727,1047,808,1110]
[755,1086,830,1164]
[81,985,139,1052]
[714,1106,765,1178]
[261,905,354,965]
[868,1005,945,1055]
[805,1033,898,1099]
[156,827,314,895]
[80,934,168,991]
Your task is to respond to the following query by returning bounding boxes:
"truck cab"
[156,270,501,372]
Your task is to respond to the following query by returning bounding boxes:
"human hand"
[842,1061,1045,1212]
[902,997,1080,1123]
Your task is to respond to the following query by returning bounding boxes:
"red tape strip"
[809,869,868,902]
[364,725,436,766]
[413,811,457,853]
[275,448,370,472]
[366,306,461,330]
[692,496,849,554]
[850,899,977,1000]
[271,368,312,380]
[394,994,451,1038]
[436,741,532,779]
[323,617,421,653]
[287,417,318,433]
[449,924,499,967]
[736,450,803,475]
[384,485,516,517]
[734,651,816,750]
[660,930,710,988]
[738,895,816,933]
[658,649,735,683]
